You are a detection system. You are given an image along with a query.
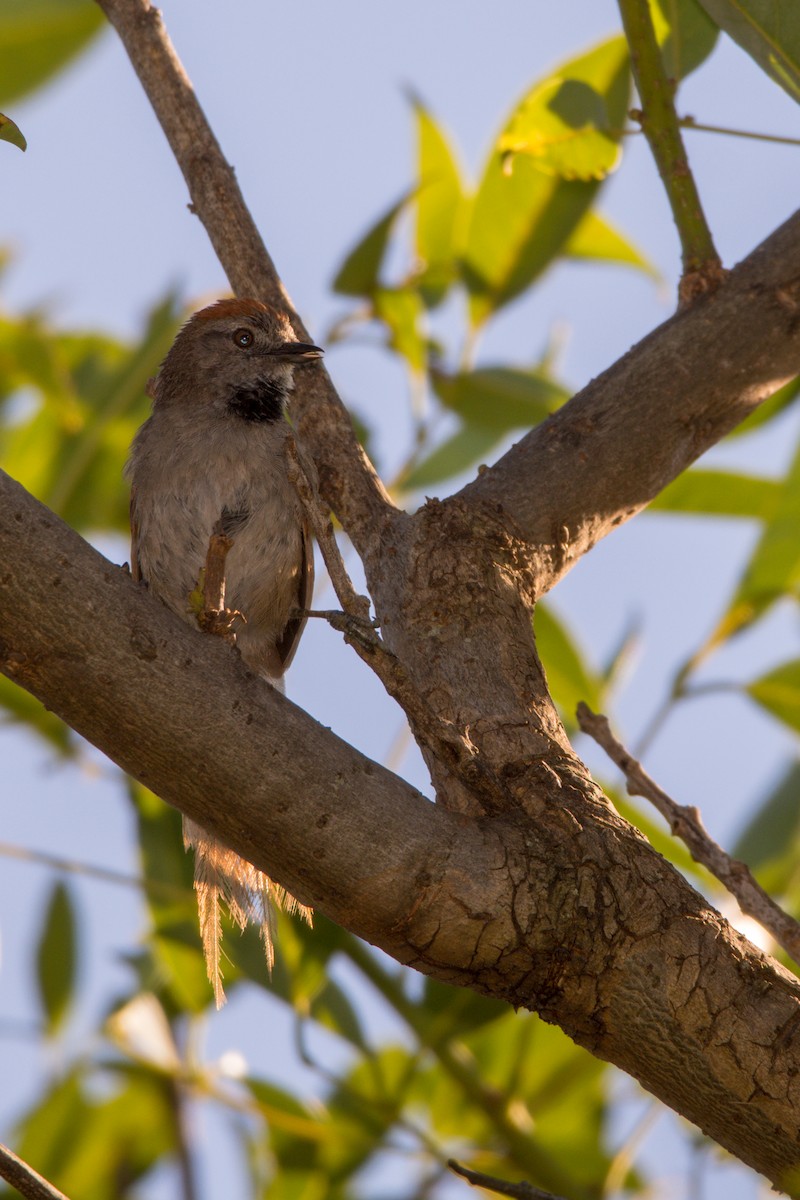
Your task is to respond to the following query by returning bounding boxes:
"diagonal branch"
[464,208,800,596]
[0,1144,71,1200]
[6,469,800,1189]
[577,703,800,965]
[92,0,394,551]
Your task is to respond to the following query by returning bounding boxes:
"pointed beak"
[273,341,324,361]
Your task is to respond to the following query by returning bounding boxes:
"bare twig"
[448,1159,567,1200]
[577,703,800,965]
[617,0,726,305]
[286,435,509,813]
[0,1144,71,1200]
[285,435,372,624]
[0,839,188,902]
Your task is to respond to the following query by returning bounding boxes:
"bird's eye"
[233,328,254,349]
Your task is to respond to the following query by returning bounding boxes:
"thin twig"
[577,703,800,965]
[286,434,509,813]
[0,1144,71,1200]
[285,435,371,624]
[0,840,188,902]
[448,1159,567,1200]
[617,0,725,305]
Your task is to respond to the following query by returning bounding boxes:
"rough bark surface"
[2,0,799,1192]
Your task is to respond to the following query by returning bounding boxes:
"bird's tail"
[183,816,313,1008]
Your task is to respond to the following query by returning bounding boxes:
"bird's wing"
[129,485,143,583]
[276,517,314,672]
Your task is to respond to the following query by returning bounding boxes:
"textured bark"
[0,0,792,1192]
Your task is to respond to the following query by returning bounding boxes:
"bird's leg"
[190,521,244,642]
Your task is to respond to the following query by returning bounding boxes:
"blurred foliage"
[3,6,800,1200]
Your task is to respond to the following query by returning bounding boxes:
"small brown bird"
[126,298,323,1006]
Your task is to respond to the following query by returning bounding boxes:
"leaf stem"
[617,0,724,304]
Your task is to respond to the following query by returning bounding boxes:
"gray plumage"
[126,298,321,1005]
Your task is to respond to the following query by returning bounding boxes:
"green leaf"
[564,210,658,275]
[733,761,800,873]
[0,0,105,108]
[728,373,800,438]
[0,295,182,536]
[373,286,427,371]
[309,979,369,1050]
[703,433,800,651]
[498,78,622,182]
[534,603,604,726]
[463,37,630,325]
[332,192,413,297]
[412,96,465,306]
[747,659,800,735]
[698,0,800,103]
[0,111,25,150]
[650,0,720,80]
[432,366,569,431]
[399,424,504,492]
[36,879,77,1033]
[649,468,782,517]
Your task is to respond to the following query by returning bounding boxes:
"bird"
[126,297,323,1006]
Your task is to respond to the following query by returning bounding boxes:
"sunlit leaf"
[535,603,604,727]
[564,210,657,275]
[412,96,465,306]
[747,659,800,735]
[698,0,800,103]
[432,366,568,431]
[332,192,413,297]
[650,468,782,518]
[36,879,77,1033]
[650,0,720,80]
[0,111,25,150]
[0,0,105,107]
[373,286,427,371]
[499,77,621,181]
[464,37,629,325]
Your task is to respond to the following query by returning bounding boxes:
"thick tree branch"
[465,208,800,596]
[91,0,394,553]
[5,472,800,1192]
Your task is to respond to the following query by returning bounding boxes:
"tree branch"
[577,703,800,966]
[618,0,724,303]
[0,1144,71,1200]
[465,208,800,596]
[5,471,800,1190]
[91,0,394,551]
[449,1159,566,1200]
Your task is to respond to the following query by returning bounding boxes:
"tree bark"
[0,0,791,1192]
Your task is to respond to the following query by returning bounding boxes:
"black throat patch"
[227,378,287,423]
